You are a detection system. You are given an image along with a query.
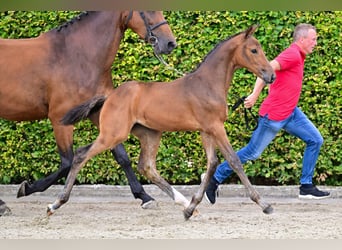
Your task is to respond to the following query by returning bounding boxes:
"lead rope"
[231,96,259,131]
[153,52,186,77]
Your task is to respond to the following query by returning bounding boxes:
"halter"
[124,11,168,47]
[125,11,184,77]
[138,11,168,46]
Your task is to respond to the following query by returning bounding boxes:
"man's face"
[300,29,317,54]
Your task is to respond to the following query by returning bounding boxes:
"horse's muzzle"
[262,71,276,84]
[153,39,177,55]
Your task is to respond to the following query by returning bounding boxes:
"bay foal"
[48,25,275,219]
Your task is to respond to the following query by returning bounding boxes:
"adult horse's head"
[124,11,177,55]
[233,25,276,84]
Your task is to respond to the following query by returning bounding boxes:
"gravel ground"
[0,184,341,239]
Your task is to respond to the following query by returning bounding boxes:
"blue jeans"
[214,107,323,185]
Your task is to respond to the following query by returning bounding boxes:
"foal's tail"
[61,96,107,125]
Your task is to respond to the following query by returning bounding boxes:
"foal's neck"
[195,37,238,94]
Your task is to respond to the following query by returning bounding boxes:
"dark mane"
[54,11,93,32]
[190,30,243,73]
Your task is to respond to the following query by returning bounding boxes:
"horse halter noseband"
[125,11,168,47]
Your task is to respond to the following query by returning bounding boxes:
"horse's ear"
[245,24,259,38]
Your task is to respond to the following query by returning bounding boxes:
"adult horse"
[0,11,176,214]
[48,25,275,219]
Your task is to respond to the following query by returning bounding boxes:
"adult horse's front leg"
[17,125,74,198]
[110,144,156,208]
[215,127,273,214]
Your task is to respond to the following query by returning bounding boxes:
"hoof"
[0,203,12,217]
[47,204,56,216]
[17,180,28,198]
[141,199,158,209]
[263,204,274,214]
[183,208,193,221]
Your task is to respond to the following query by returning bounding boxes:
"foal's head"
[125,11,177,55]
[233,25,275,84]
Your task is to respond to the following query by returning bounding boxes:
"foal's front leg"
[0,199,11,216]
[184,132,218,219]
[216,129,273,214]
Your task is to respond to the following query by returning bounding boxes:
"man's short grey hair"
[293,23,316,41]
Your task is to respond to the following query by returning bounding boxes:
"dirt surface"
[1,184,341,239]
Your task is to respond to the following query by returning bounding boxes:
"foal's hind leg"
[47,116,131,215]
[110,144,156,208]
[47,135,117,215]
[132,125,191,210]
[17,125,74,198]
[89,113,155,208]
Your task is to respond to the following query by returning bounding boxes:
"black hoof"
[183,209,193,220]
[141,199,158,209]
[263,205,274,214]
[17,180,29,198]
[0,202,12,216]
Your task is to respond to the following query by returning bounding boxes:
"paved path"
[1,184,341,201]
[1,184,342,239]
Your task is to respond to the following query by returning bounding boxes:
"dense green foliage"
[0,11,341,186]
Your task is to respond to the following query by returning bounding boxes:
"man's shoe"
[298,184,330,200]
[201,173,219,204]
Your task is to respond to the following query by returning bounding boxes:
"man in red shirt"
[204,23,330,204]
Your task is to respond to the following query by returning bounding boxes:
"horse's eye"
[251,49,257,54]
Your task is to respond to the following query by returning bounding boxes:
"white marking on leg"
[172,187,190,208]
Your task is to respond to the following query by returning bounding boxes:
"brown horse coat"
[49,25,275,219]
[0,11,176,207]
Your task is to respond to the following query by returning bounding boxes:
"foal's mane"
[54,11,94,32]
[191,30,244,73]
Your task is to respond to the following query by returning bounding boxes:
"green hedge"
[0,11,341,186]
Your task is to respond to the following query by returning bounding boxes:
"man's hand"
[244,93,258,108]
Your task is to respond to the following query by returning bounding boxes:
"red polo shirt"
[259,43,306,121]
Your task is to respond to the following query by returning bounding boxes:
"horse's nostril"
[168,41,177,51]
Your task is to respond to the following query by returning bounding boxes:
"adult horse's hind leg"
[110,144,156,208]
[132,125,192,210]
[17,125,74,198]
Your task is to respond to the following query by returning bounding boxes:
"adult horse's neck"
[47,11,126,72]
[192,32,242,94]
